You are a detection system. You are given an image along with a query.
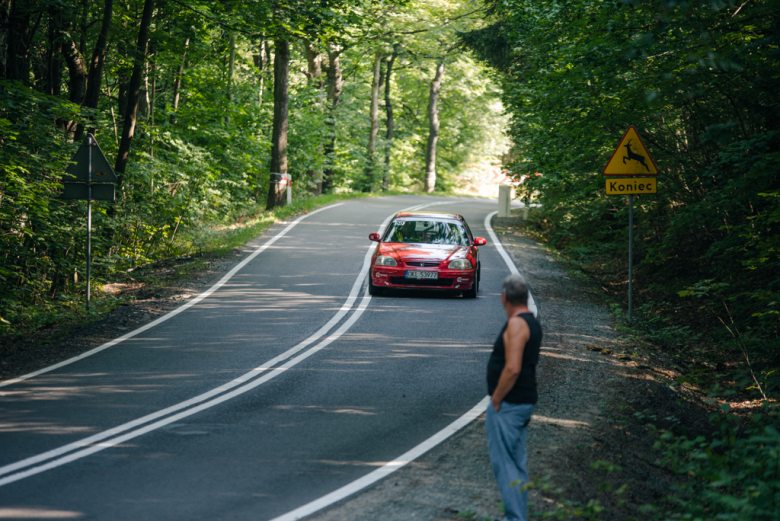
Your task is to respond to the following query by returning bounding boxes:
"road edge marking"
[269,397,491,521]
[0,200,441,484]
[484,210,538,317]
[0,203,346,389]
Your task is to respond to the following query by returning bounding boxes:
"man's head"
[501,274,529,307]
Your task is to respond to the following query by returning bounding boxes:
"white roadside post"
[498,185,511,218]
[285,174,292,205]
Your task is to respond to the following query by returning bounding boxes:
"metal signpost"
[602,126,659,323]
[62,134,117,309]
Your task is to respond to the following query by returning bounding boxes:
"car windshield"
[383,219,470,246]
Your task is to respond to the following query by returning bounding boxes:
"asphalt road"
[0,195,520,520]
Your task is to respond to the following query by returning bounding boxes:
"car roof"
[394,211,464,221]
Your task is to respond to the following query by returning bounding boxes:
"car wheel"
[464,266,479,299]
[368,278,383,296]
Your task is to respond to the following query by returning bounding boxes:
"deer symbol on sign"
[623,139,650,171]
[623,139,650,172]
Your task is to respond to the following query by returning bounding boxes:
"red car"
[367,211,487,298]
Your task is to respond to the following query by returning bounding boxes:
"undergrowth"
[512,208,780,520]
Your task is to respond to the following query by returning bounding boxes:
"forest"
[2,0,780,518]
[0,0,506,330]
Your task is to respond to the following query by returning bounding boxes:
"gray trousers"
[486,401,535,521]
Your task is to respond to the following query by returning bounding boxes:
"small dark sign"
[63,135,118,183]
[63,183,116,201]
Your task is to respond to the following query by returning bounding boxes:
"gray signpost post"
[62,134,117,309]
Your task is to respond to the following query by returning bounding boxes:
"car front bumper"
[371,267,476,290]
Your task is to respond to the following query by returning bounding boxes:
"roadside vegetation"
[462,0,780,518]
[1,0,509,338]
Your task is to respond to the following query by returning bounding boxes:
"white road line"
[267,204,536,521]
[269,397,491,521]
[0,295,377,488]
[0,200,441,486]
[0,203,346,389]
[484,210,538,316]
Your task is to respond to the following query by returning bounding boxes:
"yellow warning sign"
[606,178,657,195]
[603,126,658,176]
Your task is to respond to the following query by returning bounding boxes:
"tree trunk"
[55,8,87,136]
[322,43,342,194]
[149,57,156,125]
[0,0,11,79]
[265,39,289,211]
[114,0,155,184]
[170,37,188,124]
[43,12,62,96]
[383,45,398,191]
[78,0,88,56]
[303,39,322,87]
[252,37,266,199]
[424,60,445,194]
[75,0,113,140]
[5,0,35,82]
[303,39,323,194]
[362,52,383,192]
[226,32,235,125]
[253,39,268,105]
[60,33,87,106]
[117,65,129,125]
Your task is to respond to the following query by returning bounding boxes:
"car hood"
[379,243,468,263]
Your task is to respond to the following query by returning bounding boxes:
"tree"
[114,0,155,182]
[75,0,113,140]
[321,43,342,194]
[424,59,444,193]
[362,50,383,191]
[383,43,399,191]
[266,39,289,210]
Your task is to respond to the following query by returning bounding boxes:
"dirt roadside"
[1,212,687,520]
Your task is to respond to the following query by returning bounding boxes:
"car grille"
[390,277,454,287]
[404,262,440,267]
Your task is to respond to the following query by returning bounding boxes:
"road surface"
[0,195,529,520]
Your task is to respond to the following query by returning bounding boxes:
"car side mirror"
[368,233,381,242]
[474,237,487,246]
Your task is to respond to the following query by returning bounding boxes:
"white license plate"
[406,271,438,280]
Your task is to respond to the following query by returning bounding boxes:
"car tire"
[464,265,480,299]
[368,278,383,296]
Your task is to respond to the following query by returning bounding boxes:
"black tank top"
[486,312,542,404]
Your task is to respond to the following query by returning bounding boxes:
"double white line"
[0,200,447,488]
[270,208,538,521]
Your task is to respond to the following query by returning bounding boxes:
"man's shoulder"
[507,314,531,335]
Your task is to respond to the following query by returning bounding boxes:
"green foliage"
[460,0,780,517]
[524,475,606,520]
[463,0,780,396]
[0,0,510,338]
[647,404,780,521]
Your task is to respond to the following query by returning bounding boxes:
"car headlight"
[448,259,472,270]
[375,255,397,266]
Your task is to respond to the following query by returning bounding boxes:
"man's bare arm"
[491,316,531,410]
